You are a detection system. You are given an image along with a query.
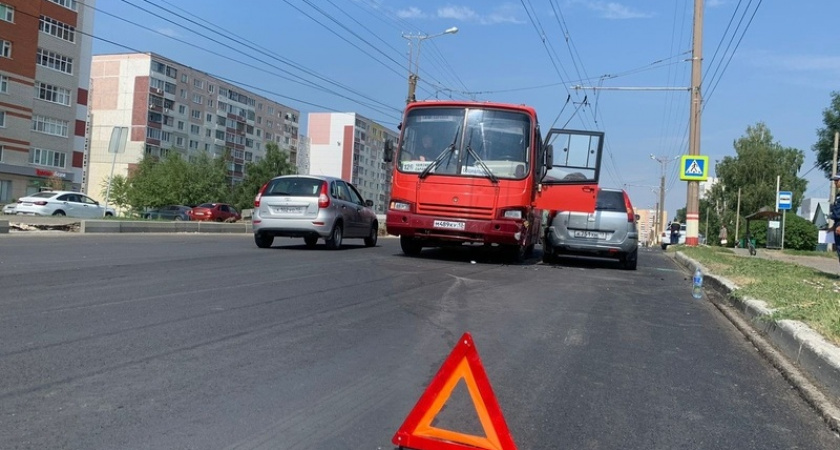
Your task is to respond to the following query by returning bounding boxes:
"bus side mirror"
[384,140,394,163]
[544,144,553,169]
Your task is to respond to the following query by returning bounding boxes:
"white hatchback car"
[14,191,115,218]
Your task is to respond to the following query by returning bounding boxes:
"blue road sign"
[778,191,792,210]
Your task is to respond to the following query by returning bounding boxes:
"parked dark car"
[186,203,241,222]
[142,205,192,221]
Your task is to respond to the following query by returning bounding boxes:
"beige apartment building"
[0,0,95,202]
[307,112,396,214]
[87,52,301,203]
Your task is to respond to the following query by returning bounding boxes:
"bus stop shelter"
[744,208,782,249]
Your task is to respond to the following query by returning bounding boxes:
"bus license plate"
[433,220,465,230]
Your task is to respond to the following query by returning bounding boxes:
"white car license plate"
[574,231,605,239]
[433,220,465,230]
[275,206,302,214]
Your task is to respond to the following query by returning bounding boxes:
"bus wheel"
[400,236,423,256]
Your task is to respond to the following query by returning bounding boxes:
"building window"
[39,16,75,42]
[193,78,203,89]
[0,179,11,202]
[0,4,14,22]
[29,147,67,168]
[0,75,6,93]
[1,40,11,58]
[32,115,69,137]
[0,111,5,127]
[189,140,198,150]
[178,105,186,115]
[35,82,71,106]
[37,48,73,74]
[151,60,177,78]
[177,120,184,130]
[206,113,212,123]
[181,74,188,83]
[175,136,184,148]
[191,109,201,119]
[47,0,77,10]
[190,124,200,134]
[192,93,203,104]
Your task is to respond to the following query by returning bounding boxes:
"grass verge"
[678,246,840,346]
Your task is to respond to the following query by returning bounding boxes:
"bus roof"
[405,100,538,117]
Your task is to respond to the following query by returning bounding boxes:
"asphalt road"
[1,234,838,449]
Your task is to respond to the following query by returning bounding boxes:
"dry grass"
[679,246,840,346]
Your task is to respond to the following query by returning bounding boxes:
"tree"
[813,91,840,178]
[232,141,296,211]
[99,174,131,214]
[124,151,232,210]
[707,123,807,238]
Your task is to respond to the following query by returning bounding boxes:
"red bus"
[385,100,604,260]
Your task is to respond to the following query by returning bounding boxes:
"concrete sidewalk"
[673,249,840,433]
[737,246,840,277]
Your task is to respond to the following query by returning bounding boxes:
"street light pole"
[402,27,458,104]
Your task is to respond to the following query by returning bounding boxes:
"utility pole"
[650,155,679,242]
[685,0,704,246]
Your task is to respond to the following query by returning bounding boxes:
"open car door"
[534,128,603,213]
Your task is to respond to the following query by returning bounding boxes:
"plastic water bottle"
[692,267,703,299]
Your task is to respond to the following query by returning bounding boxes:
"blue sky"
[90,1,840,219]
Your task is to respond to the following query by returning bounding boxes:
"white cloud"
[436,3,525,25]
[155,28,179,38]
[396,7,425,19]
[576,1,654,20]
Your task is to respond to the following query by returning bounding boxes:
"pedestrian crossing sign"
[680,155,709,181]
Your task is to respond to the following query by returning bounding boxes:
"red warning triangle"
[392,332,517,450]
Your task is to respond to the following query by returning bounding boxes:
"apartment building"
[307,112,396,214]
[0,0,95,202]
[87,52,300,202]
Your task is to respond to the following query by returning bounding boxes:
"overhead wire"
[116,0,403,120]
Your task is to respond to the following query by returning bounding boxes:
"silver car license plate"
[573,231,605,239]
[433,220,465,230]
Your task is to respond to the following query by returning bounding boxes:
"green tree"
[232,141,296,211]
[813,91,840,178]
[707,122,808,239]
[124,151,232,209]
[99,174,131,214]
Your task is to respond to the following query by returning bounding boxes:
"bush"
[744,215,817,251]
[783,213,818,250]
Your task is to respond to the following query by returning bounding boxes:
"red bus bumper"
[386,211,528,245]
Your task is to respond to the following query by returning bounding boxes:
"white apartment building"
[307,112,397,214]
[87,52,300,202]
[0,0,96,201]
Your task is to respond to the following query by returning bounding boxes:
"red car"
[186,203,241,222]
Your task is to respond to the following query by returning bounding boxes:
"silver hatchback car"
[252,175,379,249]
[542,187,639,270]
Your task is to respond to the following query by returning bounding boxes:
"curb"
[674,251,840,432]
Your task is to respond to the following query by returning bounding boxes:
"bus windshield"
[398,107,531,180]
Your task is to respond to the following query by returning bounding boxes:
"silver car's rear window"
[595,191,626,212]
[264,178,323,197]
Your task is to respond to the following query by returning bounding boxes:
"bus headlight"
[390,201,411,211]
[500,208,524,220]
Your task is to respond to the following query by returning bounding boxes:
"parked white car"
[2,203,16,215]
[14,191,115,218]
